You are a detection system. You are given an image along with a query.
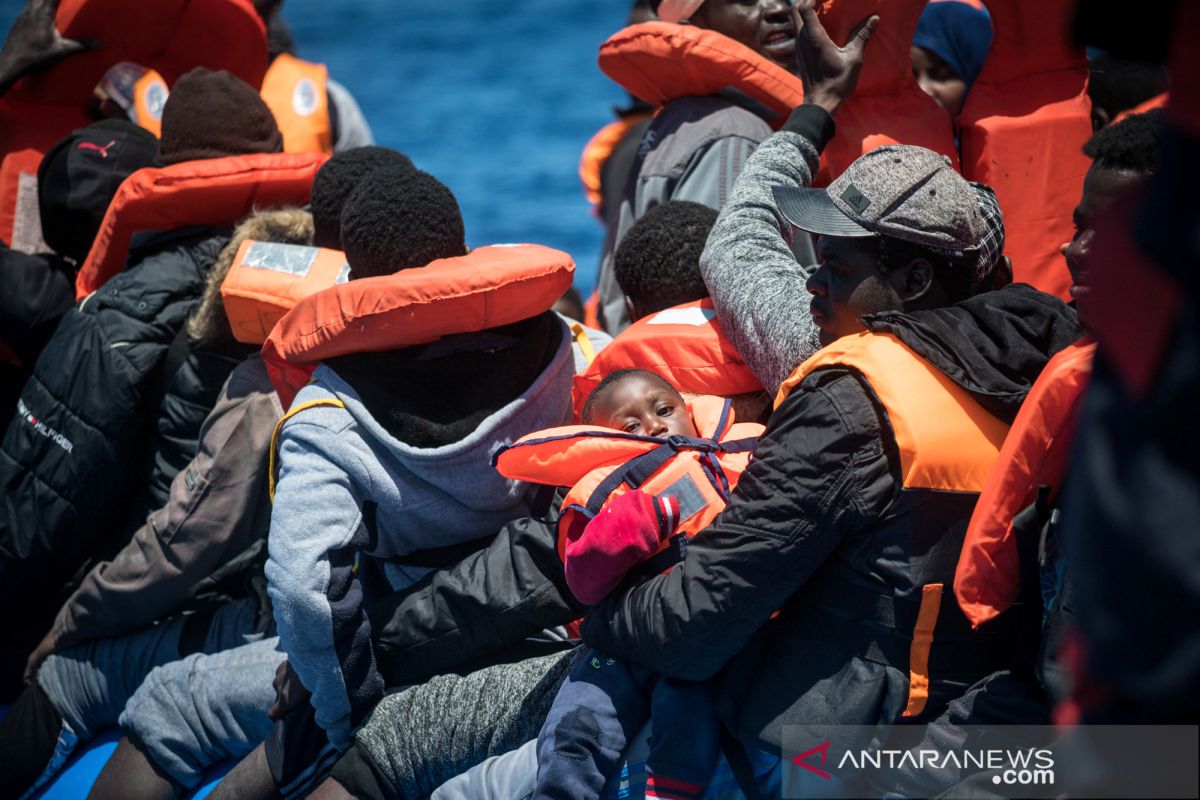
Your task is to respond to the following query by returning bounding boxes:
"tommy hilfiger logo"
[17,399,74,453]
[78,140,117,158]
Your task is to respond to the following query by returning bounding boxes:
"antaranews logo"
[791,739,1054,785]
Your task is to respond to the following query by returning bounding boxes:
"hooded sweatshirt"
[266,314,575,747]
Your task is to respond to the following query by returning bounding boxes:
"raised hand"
[793,0,879,116]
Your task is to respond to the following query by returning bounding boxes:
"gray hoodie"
[265,319,575,747]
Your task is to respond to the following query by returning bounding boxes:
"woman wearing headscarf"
[910,0,992,118]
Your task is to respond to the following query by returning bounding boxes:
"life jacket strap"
[268,397,347,503]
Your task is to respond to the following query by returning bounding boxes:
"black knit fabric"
[157,68,282,166]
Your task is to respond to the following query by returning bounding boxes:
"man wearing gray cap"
[580,3,1078,791]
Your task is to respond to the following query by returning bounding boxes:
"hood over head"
[862,284,1081,423]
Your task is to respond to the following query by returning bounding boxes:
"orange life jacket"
[571,299,762,418]
[493,395,763,567]
[598,21,805,131]
[260,54,334,155]
[812,0,960,185]
[954,339,1095,629]
[129,67,169,138]
[578,112,654,209]
[1111,92,1168,126]
[0,0,267,250]
[777,332,1011,717]
[957,0,1092,300]
[261,244,575,407]
[74,151,327,300]
[221,240,351,345]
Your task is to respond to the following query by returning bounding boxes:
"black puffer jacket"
[0,226,228,686]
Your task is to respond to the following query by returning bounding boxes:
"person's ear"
[890,257,934,304]
[989,255,1013,291]
[1091,106,1111,132]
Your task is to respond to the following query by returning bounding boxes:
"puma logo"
[78,140,117,158]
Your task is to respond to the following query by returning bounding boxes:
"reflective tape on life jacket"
[579,112,653,208]
[74,151,327,300]
[493,395,762,566]
[777,331,1012,716]
[0,0,267,249]
[812,0,959,186]
[954,339,1095,629]
[958,0,1092,300]
[260,54,334,155]
[130,68,169,138]
[221,241,351,345]
[599,21,805,131]
[571,299,762,418]
[261,244,575,408]
[268,397,346,502]
[1111,92,1168,126]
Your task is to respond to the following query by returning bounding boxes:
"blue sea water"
[0,0,634,293]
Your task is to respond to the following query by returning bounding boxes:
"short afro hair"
[311,146,416,249]
[340,168,467,279]
[1083,109,1164,175]
[614,200,717,318]
[581,368,676,425]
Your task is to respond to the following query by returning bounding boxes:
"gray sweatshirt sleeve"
[699,106,835,395]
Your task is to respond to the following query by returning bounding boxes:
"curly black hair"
[614,200,717,318]
[581,368,675,425]
[1083,109,1164,175]
[311,147,416,249]
[340,168,467,279]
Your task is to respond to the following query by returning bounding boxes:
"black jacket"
[581,285,1079,749]
[0,226,229,665]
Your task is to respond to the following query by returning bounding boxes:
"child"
[494,368,764,800]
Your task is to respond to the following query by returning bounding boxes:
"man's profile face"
[805,235,901,347]
[1061,165,1148,325]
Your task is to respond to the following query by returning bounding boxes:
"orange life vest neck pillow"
[811,0,959,185]
[221,240,350,345]
[571,299,762,417]
[261,244,575,407]
[598,21,804,130]
[74,151,327,300]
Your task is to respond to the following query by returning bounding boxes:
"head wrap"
[912,1,993,88]
[657,0,706,24]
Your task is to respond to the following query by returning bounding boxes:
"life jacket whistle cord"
[261,243,575,408]
[571,299,763,419]
[221,240,351,345]
[74,151,328,300]
[493,395,764,571]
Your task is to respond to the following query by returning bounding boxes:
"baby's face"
[590,374,698,438]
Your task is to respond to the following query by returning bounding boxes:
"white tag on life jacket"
[11,172,52,256]
[646,305,717,327]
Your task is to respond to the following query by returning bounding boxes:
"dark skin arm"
[792,0,879,116]
[0,0,92,97]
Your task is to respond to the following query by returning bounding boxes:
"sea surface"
[0,0,634,293]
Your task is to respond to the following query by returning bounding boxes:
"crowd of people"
[0,0,1196,798]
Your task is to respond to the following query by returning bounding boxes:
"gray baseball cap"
[772,145,986,257]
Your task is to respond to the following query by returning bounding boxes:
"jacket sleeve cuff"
[783,105,837,155]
